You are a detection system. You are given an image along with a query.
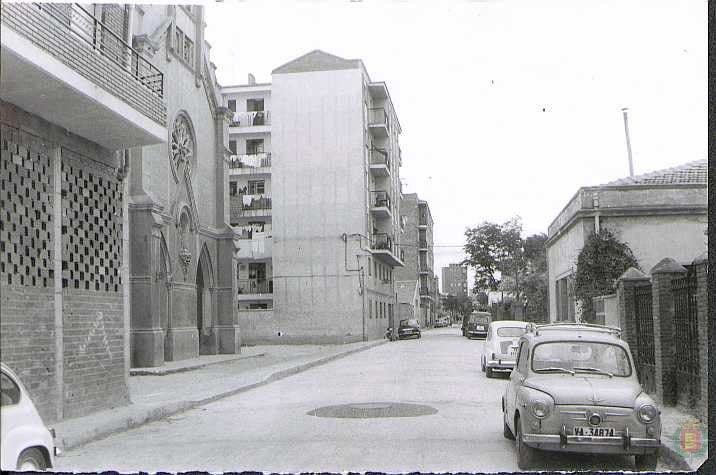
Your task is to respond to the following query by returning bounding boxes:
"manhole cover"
[307,402,437,418]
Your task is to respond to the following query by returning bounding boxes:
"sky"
[203,0,706,292]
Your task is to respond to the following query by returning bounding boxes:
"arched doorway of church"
[159,237,170,362]
[196,249,214,355]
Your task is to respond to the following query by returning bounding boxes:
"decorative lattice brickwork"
[61,150,122,292]
[0,124,54,287]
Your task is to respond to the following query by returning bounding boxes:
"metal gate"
[633,285,656,394]
[672,270,699,407]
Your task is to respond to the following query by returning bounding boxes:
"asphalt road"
[56,326,667,472]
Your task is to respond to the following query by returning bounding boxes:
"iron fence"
[238,279,273,294]
[672,270,700,407]
[633,285,656,394]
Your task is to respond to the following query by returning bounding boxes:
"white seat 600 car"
[481,320,529,378]
[1,363,58,471]
[502,323,660,471]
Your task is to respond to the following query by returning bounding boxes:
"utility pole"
[621,107,634,177]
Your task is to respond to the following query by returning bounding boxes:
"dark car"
[397,319,421,339]
[463,312,491,339]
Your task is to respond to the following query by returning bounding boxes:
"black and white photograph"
[0,0,709,472]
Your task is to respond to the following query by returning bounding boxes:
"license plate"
[573,426,617,437]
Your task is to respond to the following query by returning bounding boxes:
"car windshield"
[497,327,526,337]
[531,341,632,377]
[400,319,418,327]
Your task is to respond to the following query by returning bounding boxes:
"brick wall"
[1,103,129,423]
[62,291,128,418]
[0,3,165,126]
[1,122,59,422]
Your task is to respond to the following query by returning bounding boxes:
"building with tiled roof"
[545,160,707,322]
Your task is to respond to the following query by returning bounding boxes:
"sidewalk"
[658,406,708,471]
[54,340,386,452]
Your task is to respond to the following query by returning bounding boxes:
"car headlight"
[637,404,658,424]
[531,400,550,419]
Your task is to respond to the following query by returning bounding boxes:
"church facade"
[127,4,241,367]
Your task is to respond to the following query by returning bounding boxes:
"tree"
[463,217,525,295]
[442,294,473,318]
[574,229,639,322]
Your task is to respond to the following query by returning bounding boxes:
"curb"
[58,340,387,452]
[129,353,268,376]
[659,441,693,471]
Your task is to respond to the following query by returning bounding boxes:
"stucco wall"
[268,67,373,343]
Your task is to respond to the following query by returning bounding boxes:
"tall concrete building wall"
[223,50,405,344]
[442,263,468,297]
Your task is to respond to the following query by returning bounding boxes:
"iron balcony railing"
[370,148,390,168]
[368,108,390,130]
[238,278,273,294]
[229,110,270,127]
[229,153,272,169]
[371,191,391,209]
[418,213,429,226]
[36,3,164,97]
[237,194,272,211]
[420,261,433,273]
[371,233,394,252]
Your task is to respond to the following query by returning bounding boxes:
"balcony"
[237,278,273,300]
[0,3,166,149]
[236,236,273,260]
[229,110,270,133]
[231,194,272,220]
[229,153,272,175]
[370,233,403,267]
[370,191,392,219]
[368,108,389,138]
[419,261,433,275]
[369,148,390,177]
[418,213,429,228]
[420,285,435,300]
[418,239,428,250]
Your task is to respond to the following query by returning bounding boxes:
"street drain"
[307,402,437,418]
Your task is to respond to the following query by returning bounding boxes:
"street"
[57,327,667,473]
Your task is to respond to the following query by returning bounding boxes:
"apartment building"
[223,50,405,344]
[442,263,468,297]
[395,193,438,326]
[1,3,166,422]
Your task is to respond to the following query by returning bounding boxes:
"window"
[248,180,265,195]
[249,303,268,310]
[0,372,20,406]
[175,27,184,57]
[227,99,236,112]
[229,182,237,197]
[246,99,265,112]
[367,257,371,276]
[183,35,194,63]
[246,139,264,155]
[516,342,529,374]
[228,140,237,155]
[369,299,372,318]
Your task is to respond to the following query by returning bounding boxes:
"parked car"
[502,323,660,470]
[397,319,421,339]
[481,320,529,378]
[1,363,58,471]
[434,316,449,328]
[462,311,491,338]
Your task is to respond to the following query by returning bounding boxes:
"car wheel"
[515,415,537,469]
[634,452,658,471]
[486,367,493,378]
[503,417,515,440]
[17,447,47,471]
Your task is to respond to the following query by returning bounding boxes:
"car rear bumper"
[486,360,515,370]
[467,331,486,337]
